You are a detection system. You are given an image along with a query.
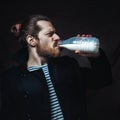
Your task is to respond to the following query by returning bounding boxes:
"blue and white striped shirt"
[27,64,64,120]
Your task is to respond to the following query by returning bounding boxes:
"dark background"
[0,1,120,119]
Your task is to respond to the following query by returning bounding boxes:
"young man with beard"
[0,14,112,120]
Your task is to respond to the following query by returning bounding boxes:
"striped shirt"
[27,64,64,120]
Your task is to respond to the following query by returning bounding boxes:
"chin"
[52,51,61,57]
[50,48,61,57]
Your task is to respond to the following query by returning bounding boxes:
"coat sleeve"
[83,48,113,89]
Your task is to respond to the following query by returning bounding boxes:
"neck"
[27,51,47,67]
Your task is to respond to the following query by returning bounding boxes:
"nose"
[53,33,60,41]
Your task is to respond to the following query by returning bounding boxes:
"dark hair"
[11,14,52,47]
[11,14,53,64]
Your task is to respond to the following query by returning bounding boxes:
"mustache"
[53,41,60,47]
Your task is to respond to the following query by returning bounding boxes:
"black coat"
[0,56,86,120]
[0,48,113,120]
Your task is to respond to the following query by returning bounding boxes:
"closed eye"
[46,31,55,37]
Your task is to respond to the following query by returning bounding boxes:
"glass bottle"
[60,36,100,53]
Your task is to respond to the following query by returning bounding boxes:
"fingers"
[81,34,86,37]
[75,50,81,54]
[76,34,92,37]
[76,34,80,37]
[86,34,92,37]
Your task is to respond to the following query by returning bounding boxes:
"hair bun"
[11,23,21,37]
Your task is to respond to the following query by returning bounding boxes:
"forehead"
[37,20,55,31]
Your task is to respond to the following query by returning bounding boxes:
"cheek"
[37,42,50,53]
[40,40,51,47]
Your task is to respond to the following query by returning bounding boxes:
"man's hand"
[74,34,99,57]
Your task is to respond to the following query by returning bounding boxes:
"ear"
[26,35,38,47]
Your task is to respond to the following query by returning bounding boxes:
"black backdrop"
[0,1,120,120]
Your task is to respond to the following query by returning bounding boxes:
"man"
[0,14,112,120]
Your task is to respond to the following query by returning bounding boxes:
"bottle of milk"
[60,36,100,54]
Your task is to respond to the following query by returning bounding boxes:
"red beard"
[36,44,61,58]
